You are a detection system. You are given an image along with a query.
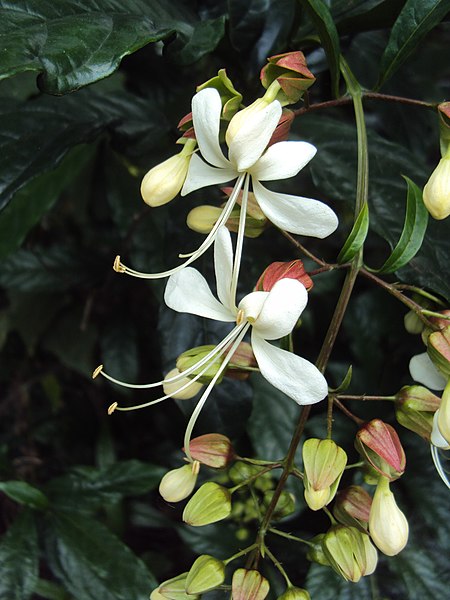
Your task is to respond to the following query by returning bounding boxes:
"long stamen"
[94,324,245,389]
[230,174,249,310]
[115,174,246,279]
[184,323,251,461]
[431,445,450,489]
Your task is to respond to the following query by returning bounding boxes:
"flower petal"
[252,279,308,340]
[409,352,447,390]
[253,180,338,238]
[250,141,317,182]
[214,226,234,309]
[181,154,237,196]
[252,333,328,405]
[165,268,235,322]
[192,88,231,169]
[228,100,282,171]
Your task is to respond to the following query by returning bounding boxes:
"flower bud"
[333,485,372,532]
[437,379,450,446]
[163,368,204,400]
[423,146,450,220]
[153,573,198,600]
[306,534,330,566]
[232,569,270,600]
[277,587,311,600]
[186,433,234,469]
[438,102,450,157]
[260,51,316,106]
[369,476,409,556]
[187,206,223,234]
[159,462,200,503]
[185,555,226,594]
[427,325,450,378]
[404,309,425,335]
[395,385,440,440]
[322,526,378,582]
[255,260,313,292]
[183,482,232,526]
[355,419,406,481]
[176,345,224,385]
[302,438,347,511]
[141,140,195,207]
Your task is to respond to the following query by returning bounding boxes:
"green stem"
[229,464,281,493]
[264,545,293,586]
[337,394,396,401]
[421,309,450,321]
[224,543,259,565]
[269,527,313,547]
[394,284,446,306]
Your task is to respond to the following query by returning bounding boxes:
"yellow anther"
[113,255,126,273]
[236,309,245,325]
[108,402,118,415]
[192,460,201,475]
[92,364,104,379]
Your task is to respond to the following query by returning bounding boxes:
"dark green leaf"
[45,512,157,600]
[178,522,240,558]
[0,0,203,94]
[167,16,226,66]
[0,480,48,509]
[337,202,369,263]
[377,0,450,88]
[301,0,341,97]
[329,365,353,393]
[306,563,372,599]
[0,511,39,600]
[374,176,428,273]
[101,318,139,393]
[0,145,94,259]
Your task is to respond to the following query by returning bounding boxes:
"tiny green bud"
[395,385,440,441]
[187,205,223,234]
[176,345,224,385]
[159,462,200,503]
[306,534,330,566]
[154,573,198,600]
[163,368,204,400]
[322,526,378,582]
[277,587,311,600]
[302,438,347,511]
[232,569,270,600]
[186,555,226,594]
[369,476,408,556]
[183,482,232,526]
[404,309,424,335]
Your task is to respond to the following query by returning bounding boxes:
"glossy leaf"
[374,176,429,273]
[306,563,372,599]
[0,511,39,600]
[337,202,369,263]
[45,512,157,599]
[0,480,49,509]
[377,0,450,88]
[301,0,341,97]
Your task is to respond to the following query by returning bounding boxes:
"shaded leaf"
[337,202,369,263]
[45,512,157,600]
[167,16,226,65]
[377,0,450,88]
[178,522,240,559]
[0,511,39,600]
[306,563,372,599]
[0,480,48,509]
[101,318,140,394]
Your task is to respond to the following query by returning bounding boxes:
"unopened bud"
[306,534,330,566]
[187,433,234,468]
[260,51,316,106]
[186,555,226,594]
[187,206,223,234]
[183,482,232,526]
[333,485,372,532]
[302,438,347,511]
[355,419,406,481]
[277,587,311,600]
[154,573,197,600]
[232,569,270,600]
[226,342,257,380]
[322,526,378,582]
[427,325,450,378]
[159,462,200,503]
[255,260,313,292]
[176,345,224,385]
[423,145,450,220]
[141,140,195,207]
[395,385,440,440]
[369,476,409,556]
[163,368,204,400]
[404,309,424,334]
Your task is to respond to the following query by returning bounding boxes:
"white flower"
[369,476,409,556]
[116,88,338,280]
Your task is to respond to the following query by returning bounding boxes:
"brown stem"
[337,394,395,401]
[278,229,328,267]
[333,398,364,425]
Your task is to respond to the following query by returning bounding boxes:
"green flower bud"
[277,587,311,600]
[355,419,405,481]
[163,368,204,400]
[154,573,198,600]
[183,482,232,526]
[427,326,450,378]
[302,438,347,511]
[333,485,372,532]
[176,345,224,385]
[187,206,223,234]
[306,534,330,566]
[232,569,270,600]
[404,309,424,334]
[185,555,226,594]
[369,476,409,556]
[395,385,440,441]
[322,526,378,583]
[159,462,200,503]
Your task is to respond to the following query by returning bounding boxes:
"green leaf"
[0,480,48,509]
[337,203,369,263]
[374,176,429,273]
[0,145,94,259]
[45,512,157,600]
[301,0,341,97]
[306,563,372,599]
[100,319,139,394]
[0,0,211,94]
[167,16,226,65]
[0,511,39,600]
[377,0,450,88]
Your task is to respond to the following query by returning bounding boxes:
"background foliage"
[1,1,450,598]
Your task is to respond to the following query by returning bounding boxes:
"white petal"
[409,352,446,390]
[252,279,308,340]
[228,100,282,171]
[253,180,338,238]
[214,226,234,309]
[250,141,317,182]
[431,411,450,449]
[192,88,231,169]
[238,291,270,323]
[181,153,237,196]
[252,333,328,405]
[165,268,235,322]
